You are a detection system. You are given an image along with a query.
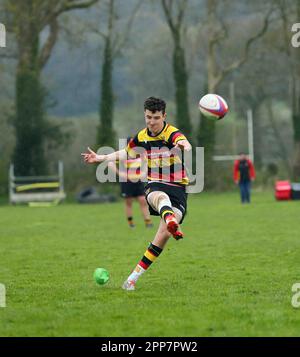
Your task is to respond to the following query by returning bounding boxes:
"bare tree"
[198,0,273,187]
[206,0,273,93]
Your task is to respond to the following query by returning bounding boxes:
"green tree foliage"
[173,33,191,137]
[161,0,192,138]
[197,81,216,188]
[14,63,47,175]
[12,7,46,175]
[5,0,98,175]
[98,34,115,147]
[96,0,141,148]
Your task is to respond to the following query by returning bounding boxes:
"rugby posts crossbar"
[16,182,60,192]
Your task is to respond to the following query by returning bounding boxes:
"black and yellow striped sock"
[127,243,163,283]
[138,243,163,270]
[159,205,174,223]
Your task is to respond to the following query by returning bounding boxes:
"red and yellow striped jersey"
[125,122,189,185]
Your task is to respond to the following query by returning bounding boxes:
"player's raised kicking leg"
[146,191,183,240]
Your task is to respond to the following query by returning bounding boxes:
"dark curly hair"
[144,97,166,114]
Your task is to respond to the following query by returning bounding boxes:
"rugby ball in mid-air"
[198,94,228,120]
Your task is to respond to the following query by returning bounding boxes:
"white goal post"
[213,109,254,163]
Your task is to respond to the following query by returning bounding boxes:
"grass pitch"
[0,191,300,336]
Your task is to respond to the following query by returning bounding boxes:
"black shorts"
[120,182,145,198]
[144,182,188,223]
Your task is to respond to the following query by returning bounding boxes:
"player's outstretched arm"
[81,147,127,164]
[81,147,103,163]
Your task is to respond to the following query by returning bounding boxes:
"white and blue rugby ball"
[198,94,228,120]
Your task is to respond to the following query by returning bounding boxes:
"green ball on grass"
[93,268,109,285]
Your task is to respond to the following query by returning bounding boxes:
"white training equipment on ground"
[9,161,66,205]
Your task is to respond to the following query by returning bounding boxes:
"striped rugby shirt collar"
[146,121,167,138]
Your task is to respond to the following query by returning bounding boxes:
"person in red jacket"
[233,153,256,203]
